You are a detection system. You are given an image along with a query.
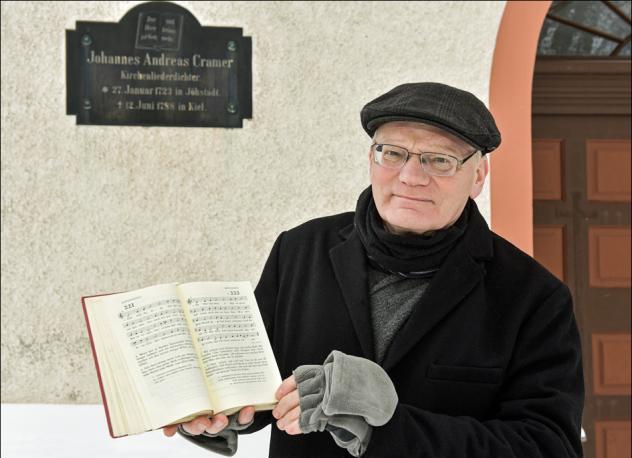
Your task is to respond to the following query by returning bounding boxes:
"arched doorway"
[490,2,631,458]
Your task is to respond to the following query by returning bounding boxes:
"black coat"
[240,208,584,457]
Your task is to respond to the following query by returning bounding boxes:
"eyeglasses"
[371,143,480,177]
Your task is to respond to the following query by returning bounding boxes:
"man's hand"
[162,405,255,437]
[272,375,303,435]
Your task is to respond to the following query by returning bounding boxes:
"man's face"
[369,121,488,235]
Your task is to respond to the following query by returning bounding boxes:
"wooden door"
[532,58,631,458]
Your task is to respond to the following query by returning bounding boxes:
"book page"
[88,283,213,434]
[85,295,144,437]
[178,281,282,414]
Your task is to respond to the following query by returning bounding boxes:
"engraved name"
[85,50,235,69]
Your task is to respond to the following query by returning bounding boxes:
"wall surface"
[1,1,505,403]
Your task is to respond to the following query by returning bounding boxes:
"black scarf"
[354,186,472,278]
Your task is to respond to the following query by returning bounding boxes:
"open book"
[82,281,282,438]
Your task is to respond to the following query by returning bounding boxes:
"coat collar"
[329,209,493,370]
[329,227,376,361]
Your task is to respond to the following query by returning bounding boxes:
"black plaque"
[66,2,252,127]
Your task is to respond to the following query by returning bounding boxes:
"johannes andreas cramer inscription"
[66,2,252,127]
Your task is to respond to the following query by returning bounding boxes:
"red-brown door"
[532,59,631,458]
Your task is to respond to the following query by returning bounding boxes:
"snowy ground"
[1,404,270,458]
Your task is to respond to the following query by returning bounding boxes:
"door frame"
[489,0,552,255]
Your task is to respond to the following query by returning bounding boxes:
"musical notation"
[190,305,249,314]
[131,326,189,347]
[188,294,257,345]
[118,298,180,319]
[192,314,251,324]
[197,331,259,343]
[126,317,183,338]
[117,296,186,350]
[196,323,256,334]
[122,311,184,328]
[188,296,247,304]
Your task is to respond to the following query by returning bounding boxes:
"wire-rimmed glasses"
[371,143,479,177]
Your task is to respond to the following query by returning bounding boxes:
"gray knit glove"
[177,413,254,456]
[293,350,398,457]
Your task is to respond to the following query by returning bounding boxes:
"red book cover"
[82,292,127,439]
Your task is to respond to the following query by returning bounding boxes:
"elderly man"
[164,83,584,457]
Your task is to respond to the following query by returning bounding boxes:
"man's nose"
[399,155,431,186]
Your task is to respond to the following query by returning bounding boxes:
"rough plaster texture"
[1,1,505,403]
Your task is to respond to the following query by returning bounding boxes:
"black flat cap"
[361,82,501,154]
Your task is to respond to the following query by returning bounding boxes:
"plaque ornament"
[66,2,252,127]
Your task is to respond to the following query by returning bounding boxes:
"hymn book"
[82,281,282,438]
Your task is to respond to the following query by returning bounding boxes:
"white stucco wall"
[1,1,505,404]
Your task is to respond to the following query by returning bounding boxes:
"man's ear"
[469,154,489,199]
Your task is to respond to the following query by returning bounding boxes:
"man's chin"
[383,212,438,235]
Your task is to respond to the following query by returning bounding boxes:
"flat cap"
[361,82,501,154]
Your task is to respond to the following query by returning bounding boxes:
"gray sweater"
[368,267,431,364]
[293,268,430,456]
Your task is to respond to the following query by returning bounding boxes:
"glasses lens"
[421,153,457,176]
[374,144,407,168]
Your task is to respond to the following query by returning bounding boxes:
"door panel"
[595,421,631,458]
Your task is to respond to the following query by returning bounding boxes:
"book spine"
[82,294,127,439]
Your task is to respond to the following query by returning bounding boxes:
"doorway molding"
[489,0,552,256]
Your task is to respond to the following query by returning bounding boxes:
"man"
[164,83,584,457]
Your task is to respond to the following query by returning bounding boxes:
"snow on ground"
[1,404,270,458]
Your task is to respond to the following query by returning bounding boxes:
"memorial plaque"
[66,2,252,127]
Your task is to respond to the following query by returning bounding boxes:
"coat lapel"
[380,232,487,372]
[329,225,376,361]
[327,205,493,370]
